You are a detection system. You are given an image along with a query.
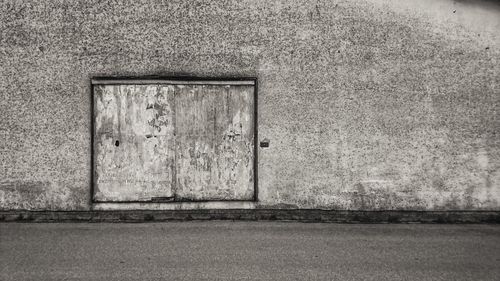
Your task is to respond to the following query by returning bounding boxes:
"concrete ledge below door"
[92,201,256,210]
[1,210,499,223]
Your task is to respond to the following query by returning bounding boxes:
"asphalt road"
[1,222,499,281]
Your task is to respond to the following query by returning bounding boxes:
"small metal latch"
[260,138,270,148]
[151,196,175,202]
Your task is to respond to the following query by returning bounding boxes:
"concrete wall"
[1,0,499,211]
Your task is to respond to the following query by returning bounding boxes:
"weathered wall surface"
[0,0,499,210]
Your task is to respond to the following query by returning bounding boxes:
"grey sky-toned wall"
[0,0,499,211]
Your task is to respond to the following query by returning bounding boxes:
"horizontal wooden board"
[92,79,255,86]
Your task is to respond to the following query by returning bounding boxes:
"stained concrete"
[2,210,500,223]
[0,0,499,210]
[1,222,500,280]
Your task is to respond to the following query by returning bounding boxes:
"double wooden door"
[92,79,255,202]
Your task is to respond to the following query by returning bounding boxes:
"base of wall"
[1,210,500,223]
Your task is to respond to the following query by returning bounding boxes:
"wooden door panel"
[93,85,176,202]
[174,84,255,201]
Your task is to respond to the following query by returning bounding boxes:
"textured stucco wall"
[1,0,499,211]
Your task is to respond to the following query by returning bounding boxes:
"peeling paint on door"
[93,80,255,202]
[175,85,255,201]
[94,85,176,202]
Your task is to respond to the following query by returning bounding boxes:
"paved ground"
[1,222,499,281]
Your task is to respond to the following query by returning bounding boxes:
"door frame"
[90,76,258,204]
